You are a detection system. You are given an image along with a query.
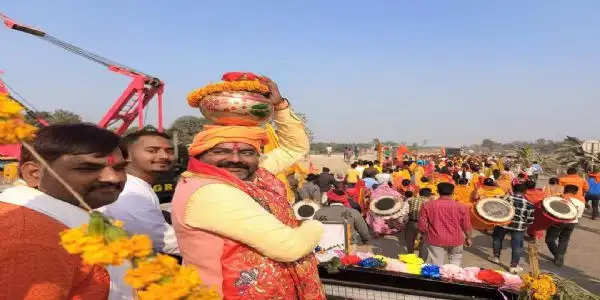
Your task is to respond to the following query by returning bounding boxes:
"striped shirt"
[503,194,535,231]
[407,196,429,221]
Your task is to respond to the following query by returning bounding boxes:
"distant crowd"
[294,154,599,274]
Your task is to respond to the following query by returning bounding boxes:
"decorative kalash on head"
[171,72,326,299]
[187,72,274,126]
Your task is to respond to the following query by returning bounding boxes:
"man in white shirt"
[100,130,179,255]
[375,168,392,185]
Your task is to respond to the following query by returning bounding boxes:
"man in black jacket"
[318,167,335,195]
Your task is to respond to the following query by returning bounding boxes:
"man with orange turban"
[171,75,325,299]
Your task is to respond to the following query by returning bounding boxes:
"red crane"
[0,12,164,135]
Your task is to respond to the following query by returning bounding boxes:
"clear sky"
[1,1,598,146]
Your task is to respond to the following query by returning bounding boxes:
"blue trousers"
[492,226,524,267]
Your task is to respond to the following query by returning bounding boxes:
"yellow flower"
[0,94,24,118]
[0,94,37,144]
[60,225,105,255]
[130,234,153,258]
[187,287,221,300]
[156,254,179,274]
[107,238,134,264]
[125,260,166,289]
[81,244,116,265]
[520,273,556,300]
[59,225,88,254]
[399,254,424,265]
[112,220,125,228]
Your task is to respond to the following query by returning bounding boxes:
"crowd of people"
[1,73,599,299]
[1,78,328,299]
[294,154,599,275]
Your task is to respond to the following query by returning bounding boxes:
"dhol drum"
[366,185,408,235]
[293,200,321,221]
[470,197,515,231]
[527,196,577,235]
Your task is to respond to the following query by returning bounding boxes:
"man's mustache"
[217,161,250,170]
[90,183,123,191]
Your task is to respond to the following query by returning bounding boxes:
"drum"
[470,198,515,231]
[367,185,408,235]
[527,196,577,235]
[293,200,320,221]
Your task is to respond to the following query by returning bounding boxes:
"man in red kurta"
[0,124,132,300]
[419,183,472,266]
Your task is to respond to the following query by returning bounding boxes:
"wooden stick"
[21,141,92,212]
[527,239,540,277]
[345,222,351,254]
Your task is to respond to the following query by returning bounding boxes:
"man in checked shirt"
[489,183,535,273]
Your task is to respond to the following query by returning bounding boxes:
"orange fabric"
[470,173,482,189]
[524,188,546,205]
[476,186,505,199]
[0,203,109,300]
[454,185,474,207]
[433,173,455,185]
[559,174,589,198]
[496,176,512,194]
[188,125,269,156]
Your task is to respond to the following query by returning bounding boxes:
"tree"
[52,109,82,124]
[167,116,210,146]
[123,125,158,135]
[481,138,500,150]
[556,136,600,172]
[514,145,544,168]
[24,109,82,125]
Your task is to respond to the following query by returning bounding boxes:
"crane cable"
[0,12,158,81]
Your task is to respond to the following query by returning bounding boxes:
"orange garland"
[187,80,269,108]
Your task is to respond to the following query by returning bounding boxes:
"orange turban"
[188,125,269,157]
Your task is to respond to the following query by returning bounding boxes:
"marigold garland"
[59,212,220,299]
[187,80,270,108]
[0,93,37,143]
[521,273,557,300]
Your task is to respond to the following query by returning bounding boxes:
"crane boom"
[1,13,164,134]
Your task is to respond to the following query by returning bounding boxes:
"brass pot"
[199,91,273,126]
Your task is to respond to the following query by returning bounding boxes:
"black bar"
[11,24,45,37]
[319,267,518,300]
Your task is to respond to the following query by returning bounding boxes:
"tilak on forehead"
[232,143,244,151]
[107,154,116,166]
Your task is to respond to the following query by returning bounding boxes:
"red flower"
[340,255,361,266]
[476,269,505,286]
[222,72,260,81]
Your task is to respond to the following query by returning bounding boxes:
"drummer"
[545,185,585,267]
[474,178,506,200]
[489,183,535,274]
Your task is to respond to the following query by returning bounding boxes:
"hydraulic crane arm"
[1,13,164,134]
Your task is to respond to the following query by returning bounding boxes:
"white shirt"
[100,174,179,254]
[375,173,392,184]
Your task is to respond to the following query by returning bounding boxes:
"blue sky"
[1,1,598,146]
